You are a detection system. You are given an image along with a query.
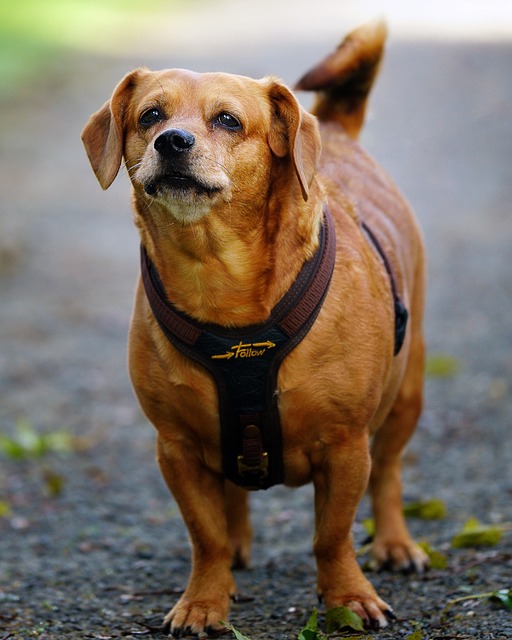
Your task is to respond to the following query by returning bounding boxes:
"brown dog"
[82,20,428,635]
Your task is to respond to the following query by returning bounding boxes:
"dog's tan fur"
[82,20,428,635]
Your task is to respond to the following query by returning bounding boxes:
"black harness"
[140,208,407,490]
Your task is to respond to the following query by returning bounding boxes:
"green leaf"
[303,608,319,632]
[298,609,325,640]
[43,430,74,453]
[0,419,74,460]
[222,621,253,640]
[325,606,364,633]
[425,353,459,378]
[0,501,12,517]
[43,470,66,497]
[405,629,423,640]
[0,434,26,459]
[417,541,448,570]
[16,418,47,455]
[362,518,375,537]
[298,630,322,640]
[451,518,503,548]
[490,588,512,610]
[404,499,447,520]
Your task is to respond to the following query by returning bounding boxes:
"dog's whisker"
[126,160,144,174]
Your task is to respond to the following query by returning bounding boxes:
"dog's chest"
[140,212,337,490]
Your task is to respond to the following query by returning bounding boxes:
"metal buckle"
[237,451,269,479]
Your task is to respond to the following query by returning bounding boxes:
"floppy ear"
[266,79,321,201]
[81,69,146,190]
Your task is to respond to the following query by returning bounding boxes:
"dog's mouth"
[143,172,222,198]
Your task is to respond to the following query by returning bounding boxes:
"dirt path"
[1,8,511,639]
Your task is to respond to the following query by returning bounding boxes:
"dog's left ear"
[81,68,147,190]
[266,79,321,201]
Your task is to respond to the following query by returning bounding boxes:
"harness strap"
[361,222,408,355]
[139,207,407,490]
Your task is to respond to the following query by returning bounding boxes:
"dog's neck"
[133,191,324,326]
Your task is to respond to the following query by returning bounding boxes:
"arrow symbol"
[252,341,276,349]
[211,351,235,360]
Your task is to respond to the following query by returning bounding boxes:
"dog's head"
[82,68,321,223]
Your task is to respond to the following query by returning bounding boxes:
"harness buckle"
[237,451,269,478]
[234,421,270,489]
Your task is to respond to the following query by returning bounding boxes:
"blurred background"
[1,1,511,637]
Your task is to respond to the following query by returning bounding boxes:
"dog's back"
[297,20,425,364]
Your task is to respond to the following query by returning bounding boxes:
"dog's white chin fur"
[165,200,214,224]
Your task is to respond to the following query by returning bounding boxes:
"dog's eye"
[140,108,164,127]
[215,112,242,130]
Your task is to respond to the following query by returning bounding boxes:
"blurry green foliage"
[0,418,73,459]
[425,353,460,378]
[403,498,447,520]
[0,501,12,517]
[451,518,503,548]
[0,0,179,90]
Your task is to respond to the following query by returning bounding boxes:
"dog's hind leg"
[368,326,430,573]
[224,481,253,569]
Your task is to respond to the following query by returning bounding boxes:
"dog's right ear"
[81,69,146,190]
[266,79,321,201]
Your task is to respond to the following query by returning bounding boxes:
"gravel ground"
[1,7,511,640]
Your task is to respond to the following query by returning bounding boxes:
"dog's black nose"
[154,129,195,156]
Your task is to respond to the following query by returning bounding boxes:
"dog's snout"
[155,129,196,156]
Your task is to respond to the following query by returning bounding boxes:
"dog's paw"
[163,596,230,637]
[371,537,430,574]
[346,598,396,630]
[323,592,395,630]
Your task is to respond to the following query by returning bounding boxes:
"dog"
[82,20,428,636]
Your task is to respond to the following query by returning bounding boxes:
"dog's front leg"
[313,430,393,630]
[156,437,236,637]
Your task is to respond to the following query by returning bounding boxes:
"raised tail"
[295,20,387,139]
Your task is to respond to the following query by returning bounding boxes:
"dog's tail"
[295,20,387,139]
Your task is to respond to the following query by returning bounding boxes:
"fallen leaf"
[222,621,253,640]
[404,499,447,520]
[425,353,459,378]
[0,501,12,517]
[451,518,503,548]
[0,419,74,460]
[362,518,375,537]
[418,541,448,569]
[297,609,324,640]
[490,588,512,610]
[325,606,364,633]
[43,470,66,497]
